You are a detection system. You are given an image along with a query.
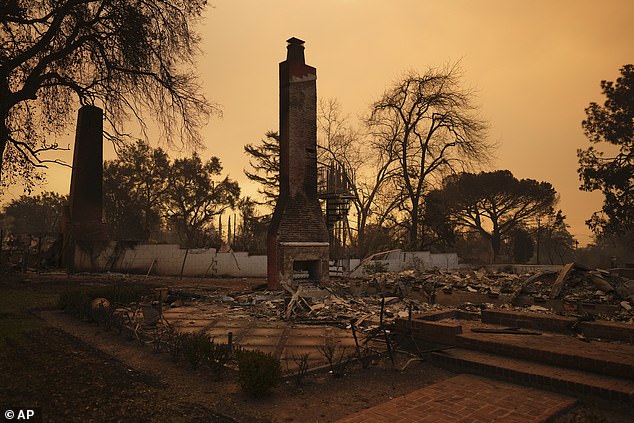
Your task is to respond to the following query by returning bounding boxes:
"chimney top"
[286,37,305,64]
[287,37,305,45]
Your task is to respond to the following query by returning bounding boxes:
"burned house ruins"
[267,38,330,290]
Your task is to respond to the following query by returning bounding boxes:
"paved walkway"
[336,374,577,423]
[163,305,358,372]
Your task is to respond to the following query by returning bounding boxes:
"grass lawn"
[0,279,61,349]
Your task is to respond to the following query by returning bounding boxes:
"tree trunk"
[357,207,369,258]
[357,227,366,258]
[491,229,501,263]
[0,96,9,182]
[0,72,11,182]
[409,207,419,249]
[0,136,6,183]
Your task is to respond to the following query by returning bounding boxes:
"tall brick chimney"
[69,105,104,226]
[62,105,106,269]
[267,37,329,290]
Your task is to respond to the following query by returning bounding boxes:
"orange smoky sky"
[4,0,634,246]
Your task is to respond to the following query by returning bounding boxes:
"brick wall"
[396,318,463,345]
[482,310,634,343]
[481,310,574,333]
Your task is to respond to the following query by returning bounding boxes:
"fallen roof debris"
[168,263,634,329]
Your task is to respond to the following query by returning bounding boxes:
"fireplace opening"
[293,260,321,281]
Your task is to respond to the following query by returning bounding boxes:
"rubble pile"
[342,264,634,322]
[170,264,634,326]
[333,269,522,302]
[234,283,441,328]
[557,268,633,303]
[515,271,557,300]
[420,268,525,297]
[170,280,443,329]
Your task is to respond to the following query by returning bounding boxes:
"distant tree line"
[0,143,245,250]
[0,191,67,236]
[0,192,68,268]
[103,141,241,248]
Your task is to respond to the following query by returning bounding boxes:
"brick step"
[481,310,634,343]
[432,348,634,403]
[455,331,634,379]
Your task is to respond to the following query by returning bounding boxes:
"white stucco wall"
[73,243,459,278]
[73,242,267,277]
[349,250,459,277]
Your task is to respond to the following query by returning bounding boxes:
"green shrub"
[166,326,186,362]
[181,332,229,373]
[236,348,281,397]
[182,332,211,369]
[206,339,230,373]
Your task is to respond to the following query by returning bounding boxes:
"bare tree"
[0,0,215,191]
[317,98,400,257]
[367,65,491,249]
[317,98,364,173]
